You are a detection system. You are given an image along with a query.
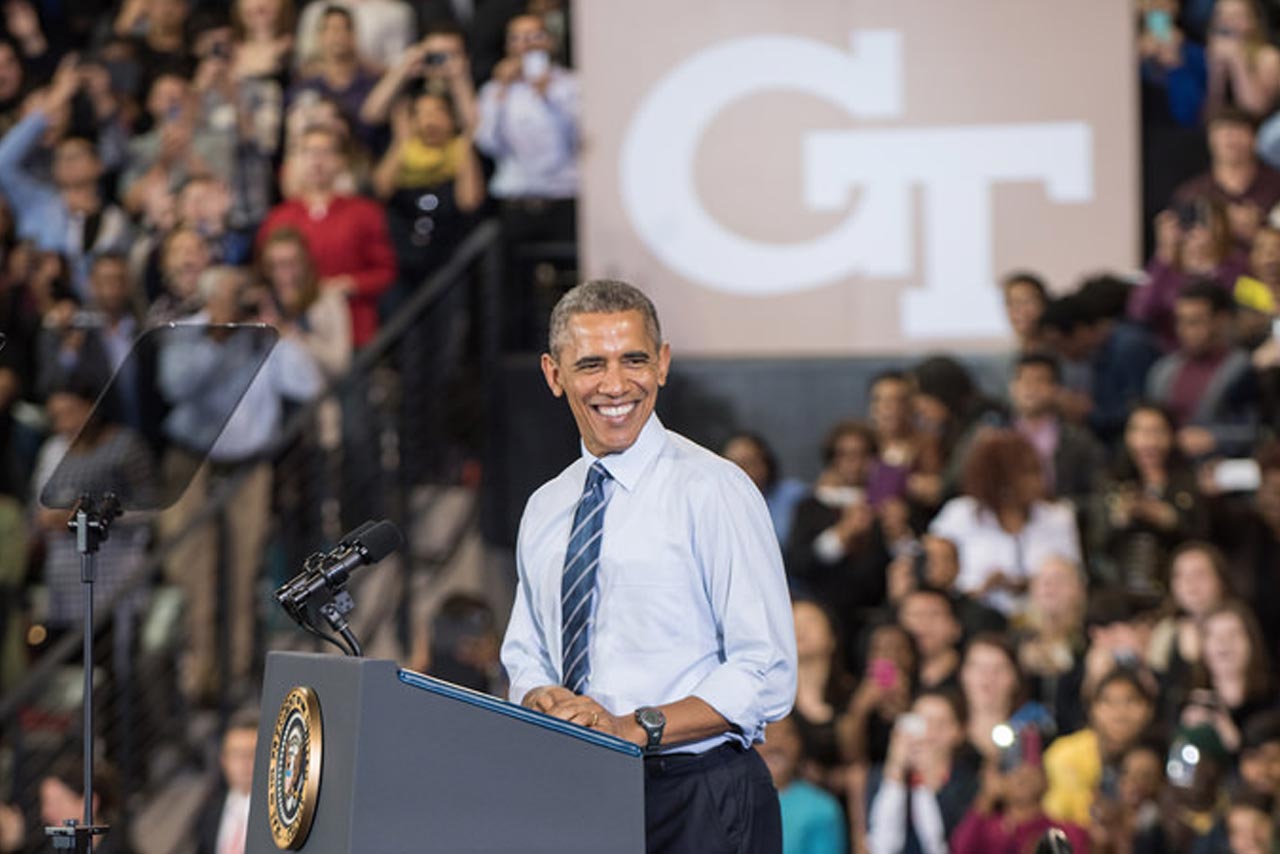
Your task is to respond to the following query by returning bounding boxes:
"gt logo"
[620,31,1094,339]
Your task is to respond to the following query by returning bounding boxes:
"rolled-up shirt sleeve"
[689,467,797,743]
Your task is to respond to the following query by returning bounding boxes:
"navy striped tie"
[561,461,612,694]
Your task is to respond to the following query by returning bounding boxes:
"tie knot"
[586,461,612,491]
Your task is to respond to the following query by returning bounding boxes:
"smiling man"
[501,279,797,853]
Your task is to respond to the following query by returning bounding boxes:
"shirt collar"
[580,412,666,492]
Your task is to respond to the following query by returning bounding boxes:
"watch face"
[638,708,665,728]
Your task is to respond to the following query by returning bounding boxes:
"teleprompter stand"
[38,323,279,852]
[43,494,120,852]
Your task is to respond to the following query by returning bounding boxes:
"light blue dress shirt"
[158,318,324,462]
[0,111,132,298]
[474,67,579,199]
[502,414,797,753]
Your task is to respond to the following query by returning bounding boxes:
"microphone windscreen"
[358,520,404,562]
[339,519,379,547]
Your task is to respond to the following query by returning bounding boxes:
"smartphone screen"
[1146,9,1174,42]
[522,50,550,81]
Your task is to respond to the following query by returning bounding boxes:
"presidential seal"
[267,686,323,849]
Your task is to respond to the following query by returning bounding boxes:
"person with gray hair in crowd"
[501,278,796,853]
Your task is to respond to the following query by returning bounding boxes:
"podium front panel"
[247,652,644,854]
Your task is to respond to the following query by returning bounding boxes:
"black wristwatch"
[634,706,666,751]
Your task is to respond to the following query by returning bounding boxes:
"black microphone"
[276,520,403,615]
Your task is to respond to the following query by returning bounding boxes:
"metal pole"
[80,548,94,829]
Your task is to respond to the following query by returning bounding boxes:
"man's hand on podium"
[521,686,646,747]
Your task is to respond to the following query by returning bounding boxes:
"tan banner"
[575,0,1139,355]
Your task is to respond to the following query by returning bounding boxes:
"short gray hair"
[547,279,663,358]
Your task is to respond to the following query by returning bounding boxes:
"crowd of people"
[0,0,576,849]
[0,0,578,704]
[730,4,1280,850]
[2,0,1280,851]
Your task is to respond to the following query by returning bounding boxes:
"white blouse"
[929,496,1082,615]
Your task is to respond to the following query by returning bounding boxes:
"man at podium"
[502,279,798,853]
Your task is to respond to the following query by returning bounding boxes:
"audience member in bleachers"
[157,266,323,704]
[885,535,1006,638]
[929,430,1081,617]
[1133,198,1245,351]
[1146,542,1231,713]
[721,431,808,547]
[259,124,396,349]
[360,23,479,136]
[1042,666,1157,827]
[1081,590,1159,701]
[786,420,890,623]
[844,620,918,768]
[1007,352,1106,512]
[1174,106,1280,251]
[177,176,252,267]
[148,225,211,324]
[1087,738,1168,853]
[907,355,1004,498]
[1055,277,1164,445]
[866,688,981,854]
[1139,0,1208,129]
[30,374,155,647]
[115,0,193,83]
[373,89,483,285]
[35,253,138,405]
[1159,724,1230,851]
[959,634,1026,762]
[791,599,855,792]
[0,59,131,299]
[1015,556,1089,736]
[1147,281,1260,457]
[1090,403,1208,596]
[474,11,577,348]
[867,370,942,525]
[1219,789,1277,854]
[231,0,296,83]
[1235,711,1280,802]
[759,715,847,854]
[1205,0,1280,119]
[1230,222,1280,348]
[257,226,352,381]
[193,709,258,854]
[950,743,1088,854]
[1001,270,1052,355]
[897,587,964,693]
[1176,600,1275,754]
[294,0,415,73]
[287,6,381,148]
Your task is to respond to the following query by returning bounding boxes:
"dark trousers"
[644,744,781,854]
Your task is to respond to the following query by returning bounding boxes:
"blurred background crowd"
[0,0,1279,852]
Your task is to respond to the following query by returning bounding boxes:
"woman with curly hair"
[929,430,1082,617]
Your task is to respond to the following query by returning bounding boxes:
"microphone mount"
[275,520,403,657]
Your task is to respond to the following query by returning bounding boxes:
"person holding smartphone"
[474,11,578,349]
[950,729,1088,854]
[1206,0,1280,118]
[1138,0,1208,129]
[866,689,982,854]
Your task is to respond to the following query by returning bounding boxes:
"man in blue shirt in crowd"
[501,279,797,853]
